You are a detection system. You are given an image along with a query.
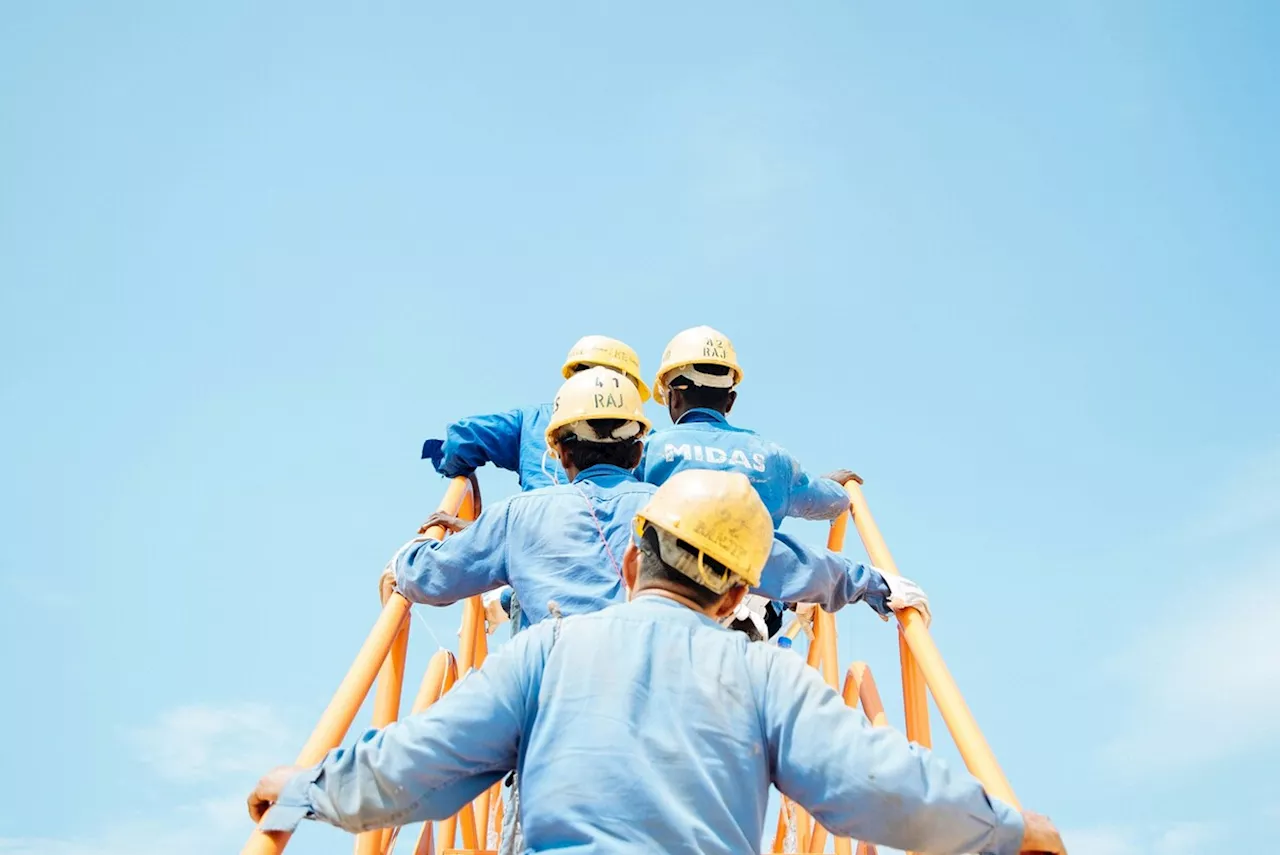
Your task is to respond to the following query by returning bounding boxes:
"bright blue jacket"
[262,597,1025,855]
[421,402,564,491]
[639,409,849,528]
[394,465,892,630]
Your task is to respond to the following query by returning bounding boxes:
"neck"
[632,587,721,618]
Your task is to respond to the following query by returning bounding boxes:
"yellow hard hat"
[562,335,651,402]
[633,469,773,591]
[652,326,743,404]
[545,366,652,454]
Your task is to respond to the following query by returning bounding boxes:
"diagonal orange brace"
[843,480,1019,808]
[241,477,476,855]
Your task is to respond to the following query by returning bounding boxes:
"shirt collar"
[675,408,730,426]
[626,593,724,628]
[572,463,640,485]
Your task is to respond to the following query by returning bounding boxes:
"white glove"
[482,587,512,633]
[882,572,931,626]
[723,594,772,641]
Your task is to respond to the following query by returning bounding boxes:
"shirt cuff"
[985,796,1026,855]
[259,767,321,833]
[862,567,894,616]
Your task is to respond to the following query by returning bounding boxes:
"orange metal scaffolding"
[242,474,1024,855]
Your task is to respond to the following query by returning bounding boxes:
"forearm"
[771,662,1025,855]
[755,535,892,613]
[261,639,539,834]
[788,476,852,521]
[259,729,503,833]
[393,505,509,604]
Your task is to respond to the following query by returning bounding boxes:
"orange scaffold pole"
[843,479,1019,808]
[777,512,851,854]
[433,595,489,853]
[356,587,413,855]
[241,476,477,855]
[406,650,460,855]
[833,662,887,855]
[806,512,852,855]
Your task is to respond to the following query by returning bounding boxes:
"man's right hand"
[822,469,862,486]
[247,765,305,823]
[1020,810,1066,853]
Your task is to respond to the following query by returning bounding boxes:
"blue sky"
[2,3,1278,854]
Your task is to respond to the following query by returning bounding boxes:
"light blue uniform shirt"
[639,409,850,528]
[422,402,564,491]
[394,465,893,630]
[262,597,1024,855]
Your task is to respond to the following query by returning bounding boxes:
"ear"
[622,543,640,599]
[724,389,738,414]
[625,440,644,471]
[712,585,749,621]
[666,387,683,421]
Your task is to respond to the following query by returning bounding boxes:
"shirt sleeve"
[260,624,554,834]
[780,450,850,521]
[759,650,1025,855]
[394,501,512,605]
[753,533,892,615]
[422,408,526,477]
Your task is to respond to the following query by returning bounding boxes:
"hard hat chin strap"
[646,527,737,595]
[667,365,736,390]
[559,420,643,444]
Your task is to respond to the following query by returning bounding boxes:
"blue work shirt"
[262,597,1025,855]
[394,466,893,630]
[639,409,849,528]
[422,402,564,491]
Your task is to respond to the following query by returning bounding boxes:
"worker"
[640,325,863,639]
[641,325,856,527]
[383,367,931,631]
[249,470,1065,855]
[418,335,649,627]
[420,334,650,491]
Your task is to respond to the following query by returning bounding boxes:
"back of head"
[545,366,651,474]
[653,325,744,412]
[666,362,735,412]
[632,469,773,596]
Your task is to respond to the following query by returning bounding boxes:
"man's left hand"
[882,573,931,626]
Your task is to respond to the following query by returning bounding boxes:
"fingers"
[247,788,272,823]
[247,766,304,825]
[1019,810,1066,854]
[421,512,465,534]
[379,566,399,604]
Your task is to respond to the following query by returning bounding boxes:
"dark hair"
[634,525,725,608]
[557,419,643,472]
[669,363,734,412]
